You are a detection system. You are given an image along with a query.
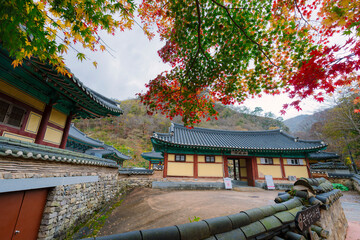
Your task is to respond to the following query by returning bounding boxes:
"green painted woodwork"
[0,47,122,119]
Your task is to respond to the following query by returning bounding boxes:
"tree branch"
[210,0,279,68]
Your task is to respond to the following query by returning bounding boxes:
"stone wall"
[0,156,123,240]
[38,171,125,240]
[317,199,348,240]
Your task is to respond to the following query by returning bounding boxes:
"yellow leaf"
[92,61,98,68]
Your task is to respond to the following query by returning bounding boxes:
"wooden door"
[0,191,24,239]
[0,188,48,240]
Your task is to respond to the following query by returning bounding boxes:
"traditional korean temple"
[67,125,131,166]
[141,150,164,169]
[0,46,122,147]
[151,123,327,186]
[0,46,125,239]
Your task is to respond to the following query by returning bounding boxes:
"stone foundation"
[317,199,348,240]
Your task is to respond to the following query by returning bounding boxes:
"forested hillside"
[73,99,288,167]
[283,89,360,168]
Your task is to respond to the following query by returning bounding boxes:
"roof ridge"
[171,123,281,134]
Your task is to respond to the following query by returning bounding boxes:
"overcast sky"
[63,25,329,120]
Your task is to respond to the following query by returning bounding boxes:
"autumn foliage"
[1,0,359,125]
[137,0,360,125]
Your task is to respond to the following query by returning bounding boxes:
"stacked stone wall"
[317,200,348,240]
[0,156,125,240]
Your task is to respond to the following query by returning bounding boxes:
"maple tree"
[0,0,141,75]
[138,0,360,125]
[1,0,359,125]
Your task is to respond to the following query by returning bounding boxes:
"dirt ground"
[98,188,360,239]
[342,191,360,240]
[98,188,278,236]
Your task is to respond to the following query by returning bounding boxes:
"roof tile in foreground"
[0,136,118,168]
[152,123,327,151]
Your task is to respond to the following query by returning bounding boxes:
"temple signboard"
[295,204,321,232]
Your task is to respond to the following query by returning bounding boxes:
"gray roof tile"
[152,123,326,151]
[274,211,295,224]
[227,212,251,229]
[0,136,118,168]
[203,216,233,235]
[141,226,180,240]
[177,221,210,240]
[215,228,246,240]
[259,216,282,231]
[240,221,267,238]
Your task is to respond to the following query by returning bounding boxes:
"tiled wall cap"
[242,208,265,222]
[285,231,306,240]
[176,221,211,240]
[271,203,287,213]
[282,198,302,210]
[274,211,295,224]
[272,236,286,240]
[141,226,180,240]
[258,205,277,217]
[286,206,304,217]
[227,212,251,229]
[214,228,246,240]
[240,221,266,238]
[275,193,291,203]
[203,216,233,236]
[259,215,283,231]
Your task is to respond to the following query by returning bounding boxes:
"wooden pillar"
[280,156,286,179]
[59,112,73,149]
[194,154,198,179]
[223,156,229,178]
[163,152,168,178]
[35,102,53,145]
[306,158,312,178]
[149,161,152,170]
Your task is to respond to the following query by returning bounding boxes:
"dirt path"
[98,188,279,236]
[342,191,360,240]
[98,188,360,239]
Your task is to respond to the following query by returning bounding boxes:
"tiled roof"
[68,125,131,161]
[0,46,122,118]
[141,151,164,161]
[152,123,327,152]
[311,161,349,170]
[86,146,131,161]
[68,125,104,148]
[83,177,340,240]
[308,151,339,160]
[118,168,154,175]
[0,136,118,168]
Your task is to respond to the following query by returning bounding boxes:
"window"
[260,158,273,165]
[0,99,26,128]
[287,159,303,165]
[175,154,186,162]
[205,156,215,163]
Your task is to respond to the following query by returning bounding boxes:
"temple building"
[0,46,125,239]
[67,124,131,166]
[141,150,164,169]
[151,123,327,186]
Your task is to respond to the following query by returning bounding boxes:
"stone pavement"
[342,191,360,240]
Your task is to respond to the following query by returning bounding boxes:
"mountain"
[284,115,313,133]
[73,99,289,167]
[284,110,328,134]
